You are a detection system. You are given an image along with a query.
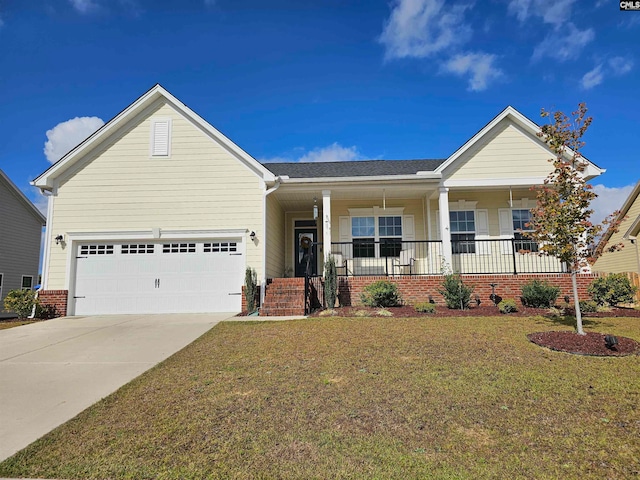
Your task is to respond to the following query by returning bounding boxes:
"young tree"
[527,103,622,335]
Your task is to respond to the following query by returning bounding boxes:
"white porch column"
[322,190,332,268]
[438,187,452,268]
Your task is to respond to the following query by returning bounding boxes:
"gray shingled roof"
[262,159,445,178]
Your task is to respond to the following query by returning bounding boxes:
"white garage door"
[73,240,245,315]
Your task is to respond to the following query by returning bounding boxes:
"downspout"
[30,188,53,319]
[261,178,281,307]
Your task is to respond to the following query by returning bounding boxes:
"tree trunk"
[571,270,585,335]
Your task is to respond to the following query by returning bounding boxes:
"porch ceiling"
[272,184,435,211]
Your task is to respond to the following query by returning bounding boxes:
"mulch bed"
[309,305,640,318]
[527,331,640,356]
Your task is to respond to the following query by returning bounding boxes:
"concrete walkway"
[0,313,233,462]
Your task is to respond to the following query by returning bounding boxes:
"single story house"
[33,85,604,316]
[0,169,46,314]
[593,180,640,274]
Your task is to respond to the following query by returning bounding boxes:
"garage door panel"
[74,239,244,315]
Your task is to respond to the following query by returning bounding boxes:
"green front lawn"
[1,316,639,479]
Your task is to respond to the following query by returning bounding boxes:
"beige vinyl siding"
[594,196,640,273]
[265,195,285,278]
[46,100,264,289]
[447,120,554,180]
[0,177,43,304]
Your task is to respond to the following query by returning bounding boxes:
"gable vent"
[151,119,171,156]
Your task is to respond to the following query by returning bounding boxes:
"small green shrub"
[438,274,474,310]
[324,256,338,308]
[244,267,258,313]
[354,310,369,317]
[360,280,402,307]
[498,299,518,314]
[520,280,560,308]
[376,308,393,317]
[578,300,598,313]
[588,274,637,306]
[4,289,39,319]
[319,308,337,317]
[35,303,58,320]
[414,302,436,314]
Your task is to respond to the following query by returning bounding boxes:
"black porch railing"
[328,239,567,276]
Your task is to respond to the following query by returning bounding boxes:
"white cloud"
[532,23,594,62]
[609,56,633,75]
[44,116,104,163]
[441,52,503,91]
[69,0,99,14]
[590,184,635,226]
[580,57,633,90]
[379,0,472,60]
[508,0,576,27]
[580,64,603,89]
[260,143,363,164]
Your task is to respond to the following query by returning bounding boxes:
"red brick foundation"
[38,290,68,317]
[338,274,598,307]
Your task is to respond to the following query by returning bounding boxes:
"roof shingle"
[262,159,445,178]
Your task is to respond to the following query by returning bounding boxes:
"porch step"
[261,278,306,316]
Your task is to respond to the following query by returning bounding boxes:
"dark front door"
[294,228,318,277]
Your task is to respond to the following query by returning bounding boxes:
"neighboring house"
[593,181,640,274]
[0,169,46,312]
[32,85,604,316]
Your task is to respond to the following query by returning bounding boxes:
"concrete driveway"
[0,313,233,462]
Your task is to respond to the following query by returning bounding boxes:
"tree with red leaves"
[528,103,622,335]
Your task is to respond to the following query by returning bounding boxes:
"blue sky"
[1,0,638,222]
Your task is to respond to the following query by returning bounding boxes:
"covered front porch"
[264,181,566,280]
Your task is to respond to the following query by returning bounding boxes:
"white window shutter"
[339,216,352,258]
[152,119,171,156]
[475,209,490,255]
[498,208,514,254]
[402,215,415,241]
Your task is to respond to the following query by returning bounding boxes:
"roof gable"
[0,169,46,225]
[436,106,605,181]
[33,84,275,190]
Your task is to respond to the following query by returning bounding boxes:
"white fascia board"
[443,177,547,188]
[624,215,640,239]
[436,106,603,179]
[33,85,276,190]
[280,173,441,184]
[66,228,249,241]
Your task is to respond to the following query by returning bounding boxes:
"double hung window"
[512,209,538,252]
[450,211,476,254]
[351,215,403,258]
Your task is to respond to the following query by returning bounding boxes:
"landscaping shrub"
[324,256,338,308]
[35,303,58,320]
[360,280,402,307]
[520,280,560,308]
[438,274,474,310]
[414,302,436,314]
[4,289,38,319]
[244,267,258,313]
[588,274,637,306]
[498,299,518,314]
[579,300,598,313]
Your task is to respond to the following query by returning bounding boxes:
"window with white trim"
[21,276,33,290]
[162,243,196,253]
[151,119,171,156]
[512,209,538,252]
[351,215,403,258]
[80,245,114,255]
[450,211,475,254]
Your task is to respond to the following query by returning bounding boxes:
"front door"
[294,228,318,277]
